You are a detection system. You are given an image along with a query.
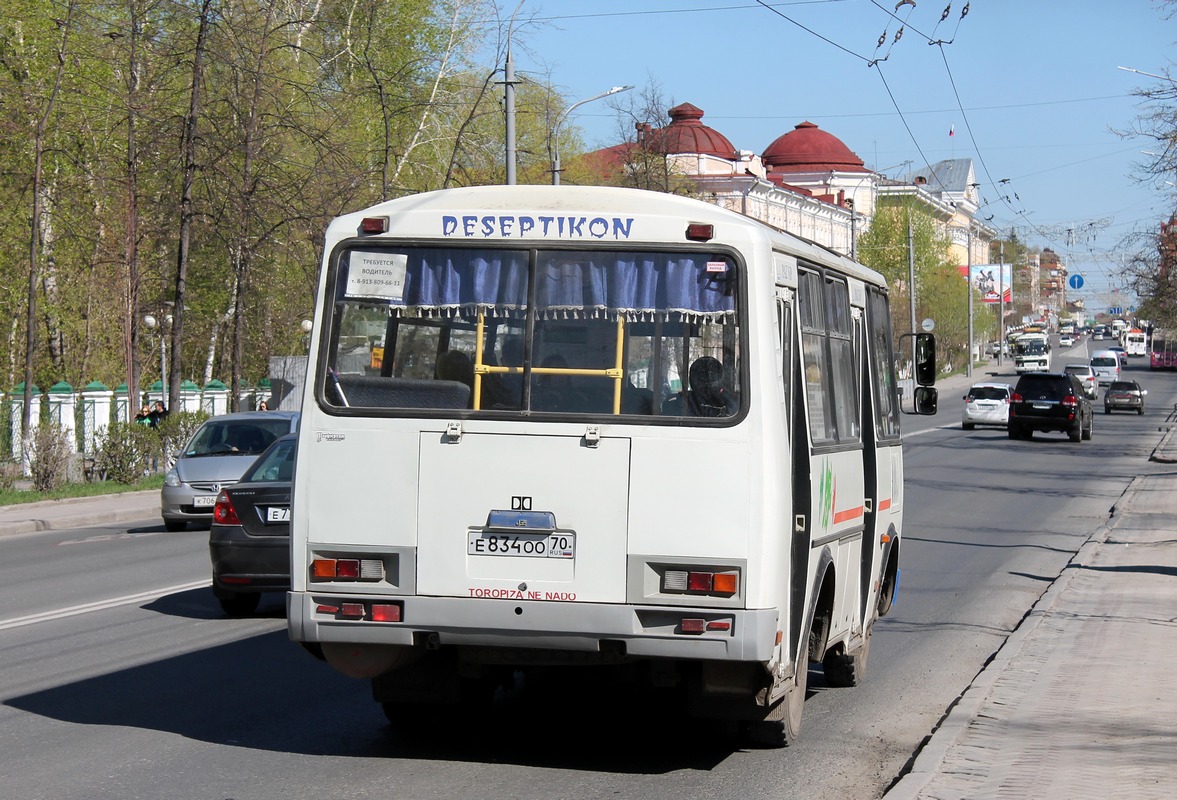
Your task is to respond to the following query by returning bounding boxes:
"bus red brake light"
[360,216,388,234]
[213,491,239,525]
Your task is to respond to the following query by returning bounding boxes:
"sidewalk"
[0,489,159,536]
[884,407,1177,799]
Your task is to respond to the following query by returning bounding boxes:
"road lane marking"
[0,579,211,631]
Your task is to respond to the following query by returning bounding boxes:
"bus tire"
[743,660,807,748]
[822,626,871,688]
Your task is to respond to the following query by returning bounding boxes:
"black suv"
[1009,372,1093,442]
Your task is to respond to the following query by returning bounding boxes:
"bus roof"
[325,185,887,289]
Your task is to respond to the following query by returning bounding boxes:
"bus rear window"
[321,246,741,421]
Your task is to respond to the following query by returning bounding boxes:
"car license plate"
[1032,402,1051,410]
[468,531,575,559]
[266,506,290,523]
[193,495,216,508]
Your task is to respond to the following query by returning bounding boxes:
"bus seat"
[335,375,471,409]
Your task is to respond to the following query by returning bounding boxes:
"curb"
[0,490,159,537]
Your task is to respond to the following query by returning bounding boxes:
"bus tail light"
[662,568,739,597]
[371,604,402,622]
[311,557,386,581]
[317,601,403,622]
[360,216,388,234]
[677,617,733,635]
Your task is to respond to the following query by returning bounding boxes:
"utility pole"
[908,213,917,380]
[503,47,518,185]
[998,240,1006,367]
[966,226,973,379]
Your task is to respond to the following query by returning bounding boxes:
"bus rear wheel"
[822,625,871,687]
[742,659,807,748]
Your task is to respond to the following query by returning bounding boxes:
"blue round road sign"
[1068,274,1084,290]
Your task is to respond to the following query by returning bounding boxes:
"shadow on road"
[7,595,757,772]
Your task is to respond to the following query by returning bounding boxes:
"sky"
[507,0,1177,313]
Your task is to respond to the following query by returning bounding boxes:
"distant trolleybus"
[288,185,937,747]
[1151,329,1177,370]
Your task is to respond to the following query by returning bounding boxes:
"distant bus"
[1124,329,1147,357]
[1013,332,1051,373]
[1151,329,1177,370]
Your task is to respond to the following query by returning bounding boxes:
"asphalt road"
[0,351,1169,800]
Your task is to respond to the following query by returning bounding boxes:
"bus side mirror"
[914,332,936,386]
[900,332,937,386]
[913,386,938,415]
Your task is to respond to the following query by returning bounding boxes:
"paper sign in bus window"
[346,251,408,300]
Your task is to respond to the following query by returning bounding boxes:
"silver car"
[161,410,299,531]
[1063,363,1098,398]
[962,382,1012,430]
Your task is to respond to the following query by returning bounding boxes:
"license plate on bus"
[266,506,290,523]
[193,495,216,508]
[467,531,575,559]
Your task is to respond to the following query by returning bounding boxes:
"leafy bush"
[0,460,22,491]
[95,421,155,484]
[154,410,209,469]
[28,422,74,492]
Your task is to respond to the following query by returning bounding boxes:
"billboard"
[965,263,1012,304]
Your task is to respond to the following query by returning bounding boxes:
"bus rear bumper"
[287,591,780,665]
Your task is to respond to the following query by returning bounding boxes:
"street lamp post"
[552,85,634,186]
[143,312,173,409]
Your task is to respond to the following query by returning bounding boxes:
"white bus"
[288,185,937,747]
[1124,328,1146,357]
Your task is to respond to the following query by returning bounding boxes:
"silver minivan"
[1090,350,1121,386]
[160,410,299,531]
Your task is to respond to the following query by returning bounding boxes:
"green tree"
[857,203,973,370]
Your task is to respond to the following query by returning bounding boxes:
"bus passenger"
[661,356,736,417]
[533,353,584,412]
[435,349,475,407]
[435,349,474,388]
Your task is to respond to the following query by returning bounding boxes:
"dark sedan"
[1103,380,1147,415]
[209,433,296,616]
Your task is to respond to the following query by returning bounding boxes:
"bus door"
[863,288,902,620]
[796,268,866,651]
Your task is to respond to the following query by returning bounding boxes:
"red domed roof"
[645,103,737,159]
[762,121,867,173]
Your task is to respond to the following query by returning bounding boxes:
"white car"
[1059,334,1074,347]
[1063,363,1098,398]
[962,382,1012,430]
